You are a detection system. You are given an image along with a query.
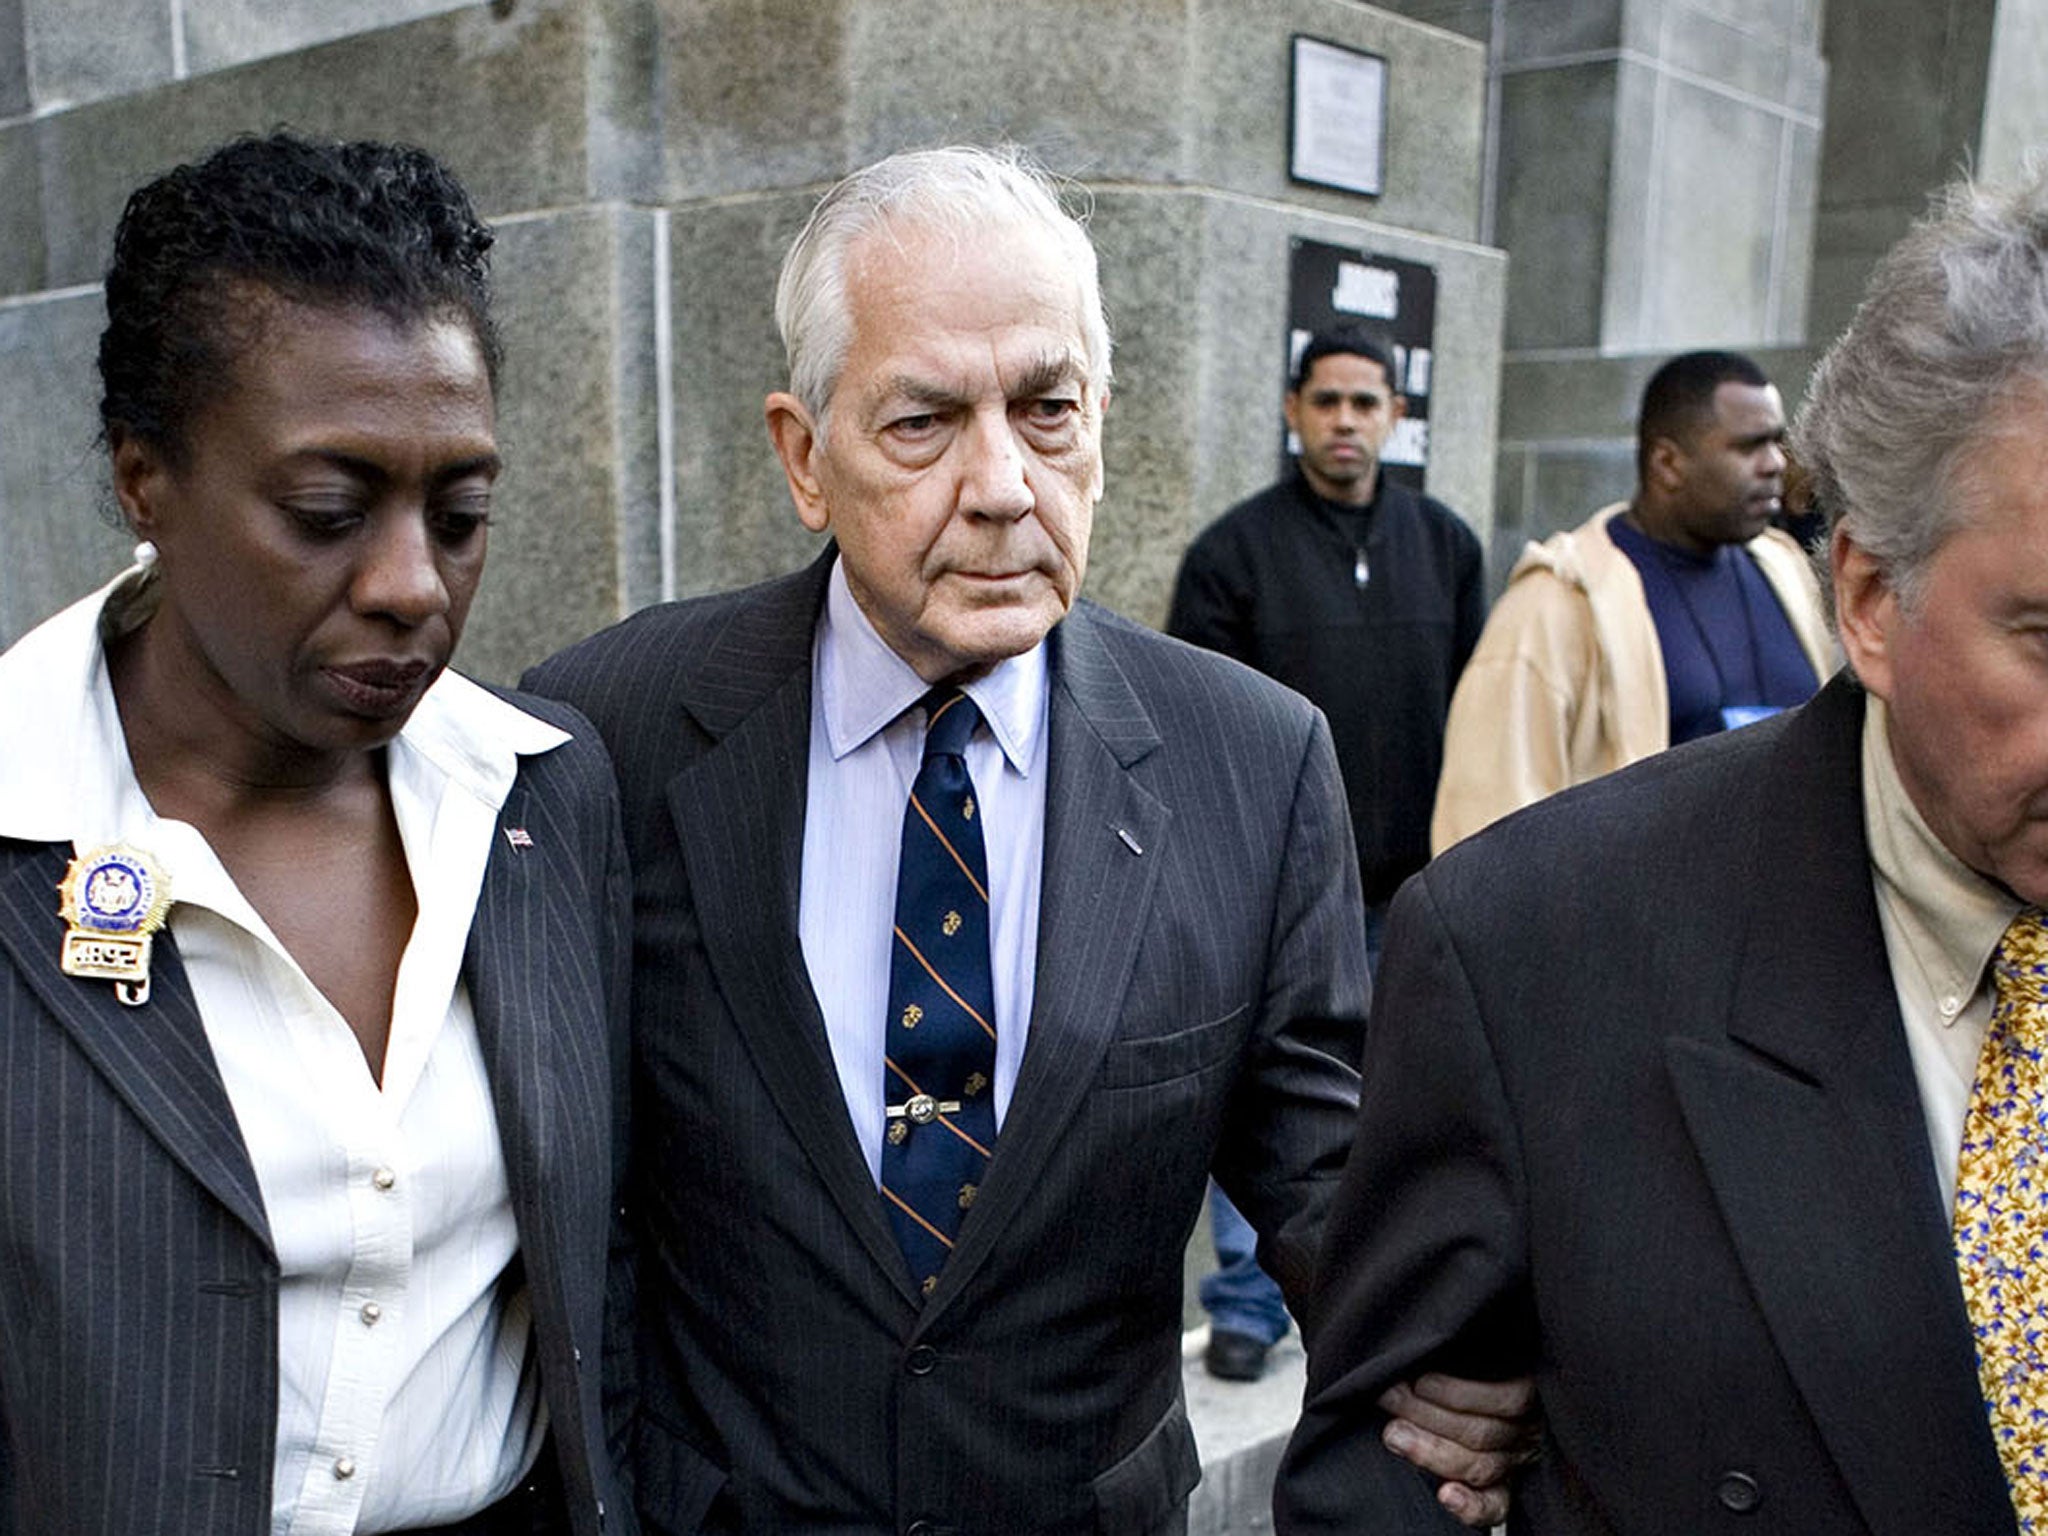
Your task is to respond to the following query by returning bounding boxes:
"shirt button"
[372,1167,397,1191]
[333,1456,357,1481]
[905,1345,938,1376]
[359,1301,382,1326]
[1941,993,1962,1017]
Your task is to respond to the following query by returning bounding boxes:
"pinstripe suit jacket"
[526,551,1369,1536]
[0,689,635,1536]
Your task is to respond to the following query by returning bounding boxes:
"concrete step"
[1183,1324,1304,1536]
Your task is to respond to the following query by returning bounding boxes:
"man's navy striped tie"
[879,688,998,1299]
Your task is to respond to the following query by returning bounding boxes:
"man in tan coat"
[1432,350,1834,851]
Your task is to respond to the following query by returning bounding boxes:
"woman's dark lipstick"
[323,658,433,715]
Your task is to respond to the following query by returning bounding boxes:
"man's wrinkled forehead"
[854,208,1102,355]
[839,217,1100,373]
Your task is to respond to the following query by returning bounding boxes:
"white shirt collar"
[814,554,1046,774]
[0,566,570,850]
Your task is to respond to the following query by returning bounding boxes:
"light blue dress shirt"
[799,557,1049,1184]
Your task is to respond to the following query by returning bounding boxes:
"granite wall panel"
[21,0,171,109]
[0,125,46,296]
[1502,0,1624,61]
[31,0,597,291]
[664,191,824,604]
[1633,78,1789,347]
[0,0,28,116]
[1497,61,1615,350]
[182,0,472,75]
[0,290,128,642]
[1978,0,2048,187]
[1809,0,1993,346]
[655,0,1487,242]
[1192,0,1488,241]
[464,207,658,682]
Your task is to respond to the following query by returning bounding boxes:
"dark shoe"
[1205,1328,1270,1382]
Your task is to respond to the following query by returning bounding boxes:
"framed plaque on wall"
[1289,34,1388,198]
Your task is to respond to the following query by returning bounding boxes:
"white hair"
[1796,170,2048,609]
[772,144,1114,429]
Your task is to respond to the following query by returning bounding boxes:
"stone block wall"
[16,0,475,106]
[0,286,114,631]
[1378,0,1837,602]
[1466,0,2042,596]
[1809,0,1994,344]
[1493,0,1826,353]
[0,0,1507,682]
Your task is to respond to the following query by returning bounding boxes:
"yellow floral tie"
[1956,906,2048,1528]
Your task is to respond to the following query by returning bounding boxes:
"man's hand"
[1377,1373,1540,1529]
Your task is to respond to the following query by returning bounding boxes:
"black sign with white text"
[1284,237,1439,493]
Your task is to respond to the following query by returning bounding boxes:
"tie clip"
[886,1092,962,1125]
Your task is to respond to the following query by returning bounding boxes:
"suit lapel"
[925,607,1168,1312]
[1664,679,2015,1535]
[665,556,914,1297]
[466,778,551,1273]
[0,842,271,1247]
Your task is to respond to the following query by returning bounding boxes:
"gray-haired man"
[529,145,1527,1536]
[1281,172,2048,1534]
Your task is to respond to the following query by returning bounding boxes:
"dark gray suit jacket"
[0,691,634,1536]
[1278,676,2017,1534]
[526,552,1368,1536]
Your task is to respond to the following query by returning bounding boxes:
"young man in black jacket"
[1168,326,1484,1384]
[1169,326,1484,957]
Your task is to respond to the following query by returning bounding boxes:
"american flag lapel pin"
[504,826,535,851]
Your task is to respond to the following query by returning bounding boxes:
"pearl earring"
[132,539,158,570]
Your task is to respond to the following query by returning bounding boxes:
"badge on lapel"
[58,844,171,1007]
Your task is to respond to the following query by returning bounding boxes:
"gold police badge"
[59,844,171,1006]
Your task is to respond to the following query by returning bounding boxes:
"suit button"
[1715,1471,1761,1513]
[905,1345,938,1376]
[906,1523,936,1536]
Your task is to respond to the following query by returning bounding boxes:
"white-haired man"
[1279,173,2048,1534]
[529,146,1527,1535]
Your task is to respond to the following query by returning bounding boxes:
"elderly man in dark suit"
[528,145,1526,1536]
[1278,172,2048,1535]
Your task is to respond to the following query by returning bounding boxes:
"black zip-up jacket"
[1168,469,1485,904]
